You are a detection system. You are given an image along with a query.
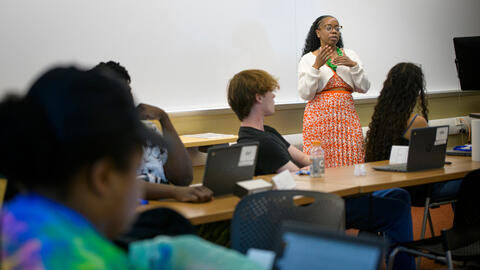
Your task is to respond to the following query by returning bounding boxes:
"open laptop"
[202,142,259,196]
[373,126,449,172]
[273,221,385,270]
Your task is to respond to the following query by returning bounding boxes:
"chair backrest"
[443,169,480,256]
[442,227,480,260]
[453,169,480,229]
[231,190,345,254]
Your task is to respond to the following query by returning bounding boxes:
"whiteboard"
[1,0,479,112]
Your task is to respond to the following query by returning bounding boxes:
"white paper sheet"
[389,145,409,164]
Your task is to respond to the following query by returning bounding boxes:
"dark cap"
[25,67,166,149]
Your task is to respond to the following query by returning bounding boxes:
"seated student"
[0,67,262,269]
[227,69,415,270]
[93,61,213,203]
[365,62,461,203]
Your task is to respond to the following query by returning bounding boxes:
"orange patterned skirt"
[302,90,365,168]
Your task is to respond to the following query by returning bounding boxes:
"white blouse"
[297,48,370,101]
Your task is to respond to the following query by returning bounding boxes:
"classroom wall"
[170,91,480,147]
[1,0,479,112]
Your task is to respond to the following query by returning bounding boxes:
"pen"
[296,170,310,175]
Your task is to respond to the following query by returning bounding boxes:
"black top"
[398,114,418,146]
[238,125,292,175]
[398,137,409,146]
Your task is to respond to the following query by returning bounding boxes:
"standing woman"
[299,15,370,168]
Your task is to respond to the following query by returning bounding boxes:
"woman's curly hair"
[365,63,428,162]
[302,15,344,56]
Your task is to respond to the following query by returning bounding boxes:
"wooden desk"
[139,196,241,225]
[312,156,480,193]
[180,135,238,148]
[292,177,360,197]
[146,120,238,148]
[140,182,358,225]
[142,156,480,225]
[140,176,360,225]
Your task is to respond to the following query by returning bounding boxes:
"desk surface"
[140,181,356,225]
[180,135,238,148]
[141,156,480,225]
[139,196,241,225]
[140,176,358,225]
[318,156,479,193]
[146,120,238,148]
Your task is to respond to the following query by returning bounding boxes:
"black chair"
[231,190,345,254]
[409,184,457,241]
[388,169,480,270]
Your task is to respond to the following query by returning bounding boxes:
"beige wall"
[170,91,480,142]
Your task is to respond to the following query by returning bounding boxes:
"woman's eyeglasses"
[318,25,342,33]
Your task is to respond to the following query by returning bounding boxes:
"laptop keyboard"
[373,163,407,172]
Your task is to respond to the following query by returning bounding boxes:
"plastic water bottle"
[310,141,325,177]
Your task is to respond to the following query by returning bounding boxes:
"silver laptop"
[373,126,449,172]
[274,221,385,270]
[202,142,259,196]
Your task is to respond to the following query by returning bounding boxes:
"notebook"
[446,149,471,157]
[446,145,472,156]
[273,221,385,270]
[202,142,259,196]
[373,126,449,172]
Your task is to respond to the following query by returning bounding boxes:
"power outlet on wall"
[428,116,469,135]
[455,117,468,134]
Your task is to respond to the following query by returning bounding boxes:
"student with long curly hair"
[299,15,370,168]
[366,62,461,204]
[366,62,428,161]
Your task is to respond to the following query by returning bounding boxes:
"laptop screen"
[202,142,259,196]
[274,222,384,270]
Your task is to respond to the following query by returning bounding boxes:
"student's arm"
[403,115,428,140]
[276,161,300,174]
[137,103,193,186]
[142,181,213,203]
[288,145,311,168]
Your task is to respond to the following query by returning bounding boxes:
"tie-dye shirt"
[1,193,265,270]
[1,193,137,270]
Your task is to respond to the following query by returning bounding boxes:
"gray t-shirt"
[137,121,169,184]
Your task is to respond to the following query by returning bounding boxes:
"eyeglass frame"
[317,24,343,33]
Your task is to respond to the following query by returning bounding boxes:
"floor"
[411,204,454,270]
[348,204,455,269]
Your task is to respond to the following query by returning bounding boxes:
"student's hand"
[173,186,214,203]
[313,45,334,69]
[332,55,357,67]
[300,165,310,171]
[137,103,168,122]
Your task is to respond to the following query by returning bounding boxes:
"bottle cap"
[312,140,321,146]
